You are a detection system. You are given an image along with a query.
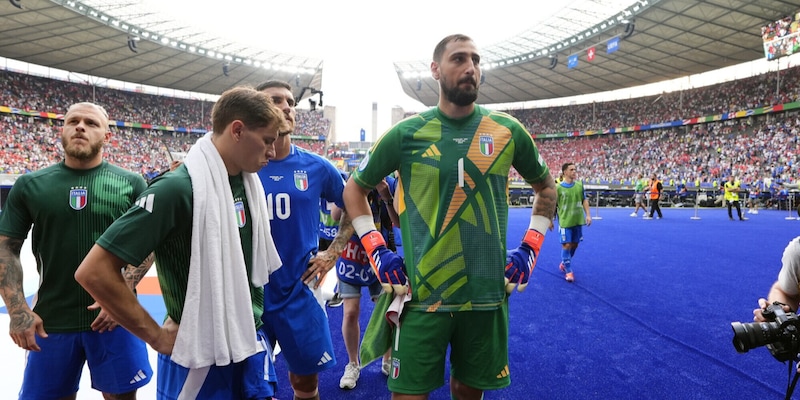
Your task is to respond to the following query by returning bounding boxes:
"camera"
[731,301,800,362]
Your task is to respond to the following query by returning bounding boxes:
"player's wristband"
[528,215,550,235]
[354,215,386,255]
[353,215,377,237]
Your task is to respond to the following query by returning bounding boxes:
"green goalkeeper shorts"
[387,298,510,395]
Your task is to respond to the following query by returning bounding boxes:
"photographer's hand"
[753,298,771,322]
[754,298,792,322]
[754,281,800,322]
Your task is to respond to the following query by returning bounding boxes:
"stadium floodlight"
[127,36,139,53]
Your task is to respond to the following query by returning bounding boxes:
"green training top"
[556,180,587,228]
[96,165,263,329]
[0,161,146,332]
[352,105,550,312]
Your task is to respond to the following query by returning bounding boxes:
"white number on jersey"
[266,193,291,220]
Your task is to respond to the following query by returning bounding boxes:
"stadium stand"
[0,69,332,176]
[1,65,799,211]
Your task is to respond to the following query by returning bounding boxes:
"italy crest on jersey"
[391,358,400,379]
[234,200,246,228]
[69,187,88,210]
[294,171,309,191]
[479,135,494,156]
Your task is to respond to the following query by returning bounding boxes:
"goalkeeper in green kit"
[343,33,556,400]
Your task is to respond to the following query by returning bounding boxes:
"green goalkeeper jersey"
[0,161,146,332]
[352,105,549,312]
[96,165,264,328]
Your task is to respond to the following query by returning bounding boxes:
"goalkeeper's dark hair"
[210,86,288,135]
[255,80,292,92]
[433,34,473,63]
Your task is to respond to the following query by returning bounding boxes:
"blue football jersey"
[257,145,346,310]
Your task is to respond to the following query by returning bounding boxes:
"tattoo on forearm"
[330,212,355,255]
[0,237,27,313]
[123,253,155,290]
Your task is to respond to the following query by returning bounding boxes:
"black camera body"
[731,302,800,362]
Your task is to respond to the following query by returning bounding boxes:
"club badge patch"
[391,358,400,379]
[479,135,494,156]
[234,200,246,228]
[69,187,88,210]
[294,171,309,191]
[358,153,370,171]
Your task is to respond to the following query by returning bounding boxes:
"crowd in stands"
[531,115,800,190]
[0,69,331,137]
[0,69,332,176]
[2,65,800,196]
[0,114,196,175]
[506,65,800,134]
[294,110,331,139]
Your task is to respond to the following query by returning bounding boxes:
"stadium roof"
[0,0,797,107]
[0,0,323,98]
[395,0,800,107]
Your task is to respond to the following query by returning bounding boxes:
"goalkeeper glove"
[361,230,408,295]
[505,229,545,293]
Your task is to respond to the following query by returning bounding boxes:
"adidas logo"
[134,193,154,213]
[422,146,442,158]
[496,365,510,379]
[129,369,148,384]
[317,351,333,366]
[269,175,284,182]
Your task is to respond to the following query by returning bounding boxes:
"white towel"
[385,292,412,328]
[171,134,282,369]
[386,292,411,353]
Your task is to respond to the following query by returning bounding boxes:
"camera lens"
[731,321,779,353]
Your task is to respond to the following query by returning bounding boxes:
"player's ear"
[230,120,244,140]
[431,61,440,80]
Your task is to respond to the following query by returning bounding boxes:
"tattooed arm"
[89,253,155,333]
[303,210,354,288]
[123,253,155,293]
[0,235,46,351]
